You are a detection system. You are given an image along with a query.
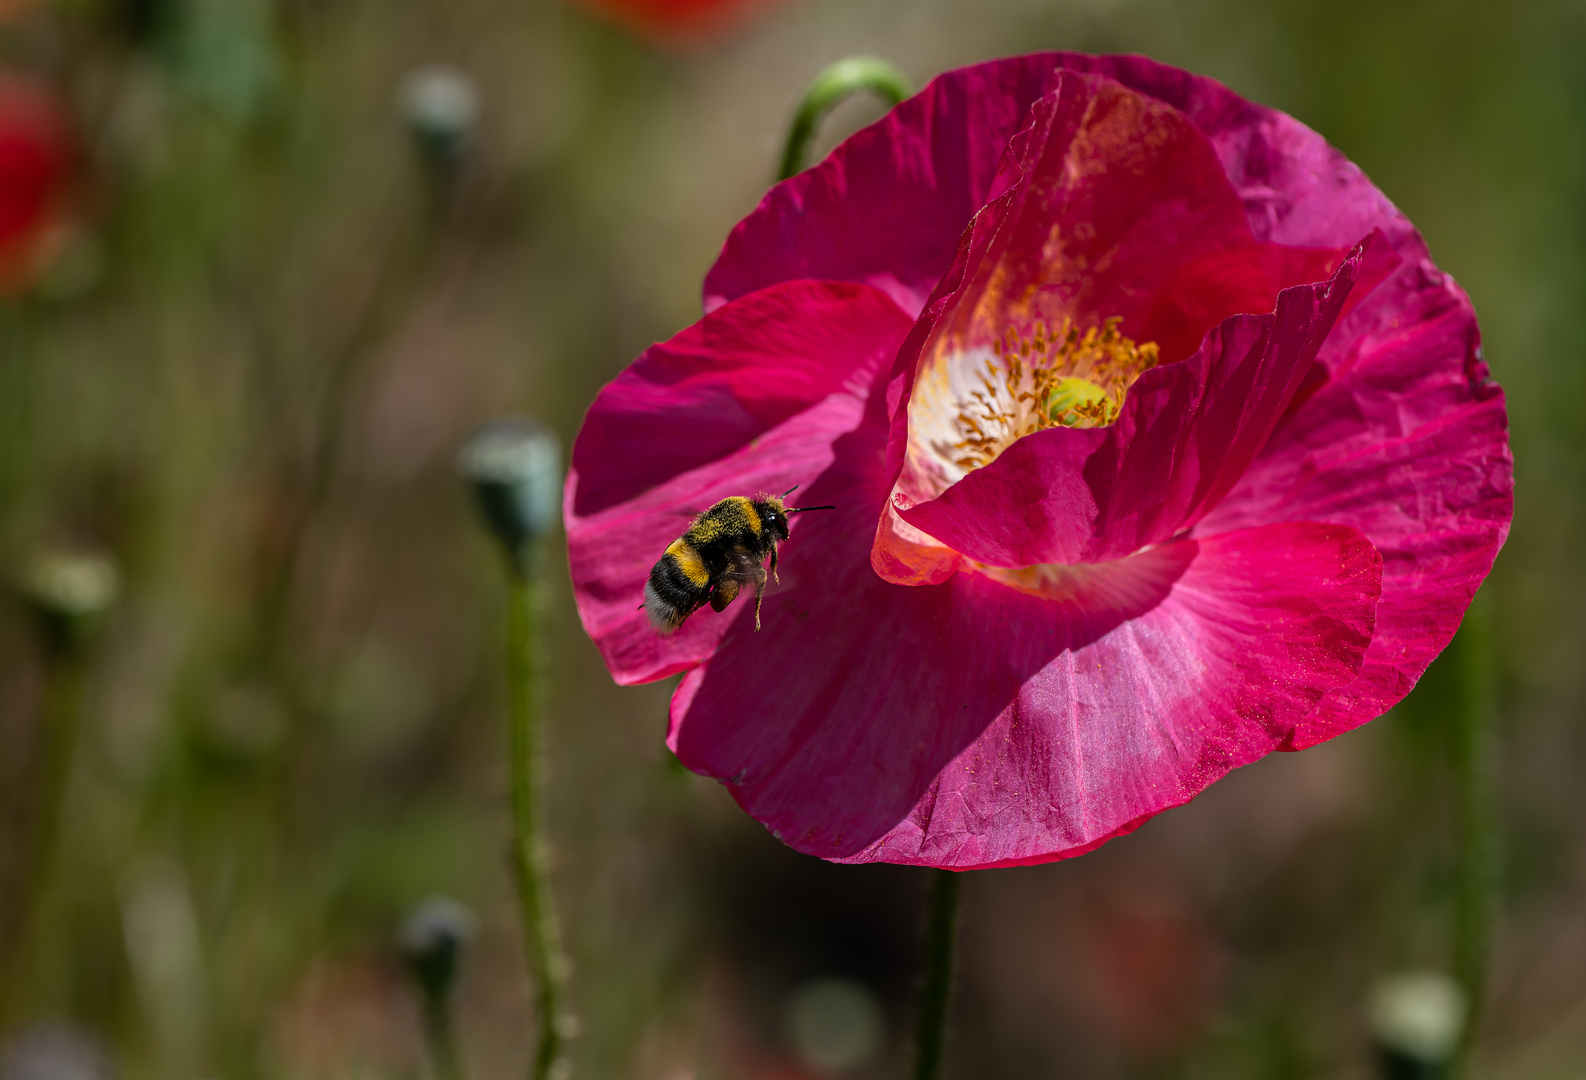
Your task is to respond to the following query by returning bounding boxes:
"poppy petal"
[1197,244,1512,746]
[667,369,1383,866]
[565,280,914,684]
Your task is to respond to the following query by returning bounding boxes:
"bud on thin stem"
[458,419,562,573]
[1368,971,1467,1080]
[400,896,477,1080]
[399,64,482,199]
[459,418,573,1079]
[0,548,119,981]
[778,56,912,182]
[17,548,119,660]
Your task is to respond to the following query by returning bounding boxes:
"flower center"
[948,317,1159,470]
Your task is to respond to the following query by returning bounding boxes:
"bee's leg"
[769,545,780,585]
[752,567,769,631]
[709,578,741,613]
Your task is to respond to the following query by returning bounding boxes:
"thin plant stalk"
[0,306,35,521]
[24,652,86,906]
[0,648,88,1014]
[1452,587,1499,1076]
[913,868,962,1080]
[419,994,465,1080]
[778,56,912,181]
[506,547,569,1080]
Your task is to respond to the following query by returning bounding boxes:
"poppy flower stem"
[912,868,962,1080]
[1452,588,1499,1075]
[778,56,912,181]
[505,551,571,1080]
[421,998,465,1080]
[0,652,85,993]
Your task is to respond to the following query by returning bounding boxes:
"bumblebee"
[644,489,832,634]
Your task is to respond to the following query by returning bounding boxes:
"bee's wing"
[720,545,810,591]
[719,550,766,585]
[704,552,760,614]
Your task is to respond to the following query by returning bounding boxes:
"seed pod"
[398,64,480,181]
[458,418,562,566]
[16,548,119,658]
[1367,971,1467,1080]
[398,895,477,1006]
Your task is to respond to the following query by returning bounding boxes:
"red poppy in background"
[566,54,1512,869]
[0,72,71,293]
[573,0,780,41]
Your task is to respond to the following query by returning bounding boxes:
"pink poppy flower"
[566,54,1512,869]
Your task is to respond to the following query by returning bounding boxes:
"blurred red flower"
[0,72,71,293]
[572,0,780,40]
[1081,888,1223,1056]
[566,54,1512,869]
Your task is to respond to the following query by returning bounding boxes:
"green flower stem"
[913,868,963,1080]
[28,652,86,902]
[1452,588,1499,1075]
[506,550,570,1080]
[0,307,33,520]
[778,56,913,181]
[0,651,86,1006]
[419,992,465,1080]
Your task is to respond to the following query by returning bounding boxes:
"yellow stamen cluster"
[952,316,1160,470]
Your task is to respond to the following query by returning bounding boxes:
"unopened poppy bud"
[16,548,119,657]
[398,895,477,1005]
[398,64,480,176]
[458,418,562,563]
[1367,971,1467,1080]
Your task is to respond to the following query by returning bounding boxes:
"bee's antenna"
[786,505,836,513]
[781,484,800,498]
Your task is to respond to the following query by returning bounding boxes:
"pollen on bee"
[951,316,1159,471]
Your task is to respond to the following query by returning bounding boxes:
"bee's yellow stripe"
[665,539,711,587]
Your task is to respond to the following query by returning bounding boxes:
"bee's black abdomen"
[644,540,712,633]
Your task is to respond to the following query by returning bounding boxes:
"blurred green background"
[0,0,1581,1077]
